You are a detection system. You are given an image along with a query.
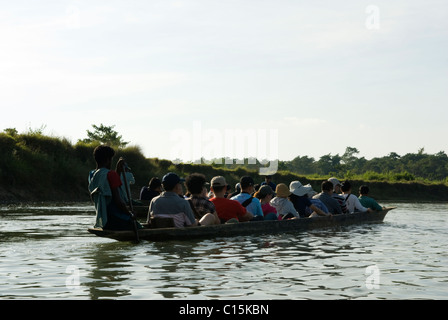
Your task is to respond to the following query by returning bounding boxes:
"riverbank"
[1,131,447,204]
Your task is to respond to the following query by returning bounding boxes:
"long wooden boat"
[87,207,395,242]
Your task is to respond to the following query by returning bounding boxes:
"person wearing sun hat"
[289,180,329,218]
[270,183,300,219]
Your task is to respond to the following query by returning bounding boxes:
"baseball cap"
[211,176,227,187]
[162,172,185,189]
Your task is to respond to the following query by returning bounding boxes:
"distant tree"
[80,124,129,148]
[3,128,18,137]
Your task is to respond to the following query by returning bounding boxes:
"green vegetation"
[1,126,448,203]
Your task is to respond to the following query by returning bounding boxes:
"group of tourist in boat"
[88,145,384,231]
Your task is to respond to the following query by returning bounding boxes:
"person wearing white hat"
[289,181,329,218]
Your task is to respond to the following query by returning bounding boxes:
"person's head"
[275,183,291,198]
[359,185,370,195]
[341,180,352,193]
[185,173,208,196]
[321,180,334,194]
[265,175,272,182]
[290,181,312,197]
[149,177,162,192]
[93,145,115,169]
[328,177,342,193]
[240,176,255,192]
[210,176,227,197]
[162,172,185,195]
[254,185,274,202]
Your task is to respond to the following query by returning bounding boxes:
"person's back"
[231,176,263,219]
[88,145,139,231]
[313,181,343,215]
[358,185,383,211]
[210,176,253,222]
[147,173,196,227]
[210,197,249,222]
[140,177,162,202]
[314,192,342,215]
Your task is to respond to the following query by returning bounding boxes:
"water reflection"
[1,202,447,299]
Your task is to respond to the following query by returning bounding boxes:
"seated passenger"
[270,183,300,219]
[340,180,371,213]
[231,176,264,221]
[140,177,162,202]
[328,177,348,213]
[305,185,329,216]
[358,185,384,211]
[260,175,276,193]
[313,181,343,215]
[254,185,279,220]
[88,145,142,231]
[185,173,220,225]
[289,180,329,218]
[209,176,253,223]
[147,172,197,227]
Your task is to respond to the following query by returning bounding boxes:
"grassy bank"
[1,131,448,203]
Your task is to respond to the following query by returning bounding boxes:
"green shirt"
[358,195,383,211]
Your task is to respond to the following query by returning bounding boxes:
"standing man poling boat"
[88,145,142,231]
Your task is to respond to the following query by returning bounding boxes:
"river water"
[0,201,447,300]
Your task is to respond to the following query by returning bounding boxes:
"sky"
[1,0,447,165]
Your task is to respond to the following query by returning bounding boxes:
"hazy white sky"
[1,0,447,163]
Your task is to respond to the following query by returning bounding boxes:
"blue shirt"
[231,192,263,217]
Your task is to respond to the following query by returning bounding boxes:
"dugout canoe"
[87,207,395,242]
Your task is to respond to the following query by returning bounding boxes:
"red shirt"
[210,197,247,222]
[107,171,122,190]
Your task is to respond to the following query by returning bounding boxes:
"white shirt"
[342,193,368,213]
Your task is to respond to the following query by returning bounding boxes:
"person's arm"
[183,200,198,225]
[253,199,264,217]
[237,203,254,222]
[240,210,254,222]
[372,199,384,211]
[354,197,369,213]
[108,170,131,216]
[310,204,329,216]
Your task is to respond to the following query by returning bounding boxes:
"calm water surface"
[0,201,447,300]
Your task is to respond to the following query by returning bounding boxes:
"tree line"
[1,125,447,203]
[278,147,448,182]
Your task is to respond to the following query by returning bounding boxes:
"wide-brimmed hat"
[328,177,341,188]
[275,183,291,198]
[304,184,317,197]
[290,181,313,197]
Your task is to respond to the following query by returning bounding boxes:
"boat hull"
[87,208,394,242]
